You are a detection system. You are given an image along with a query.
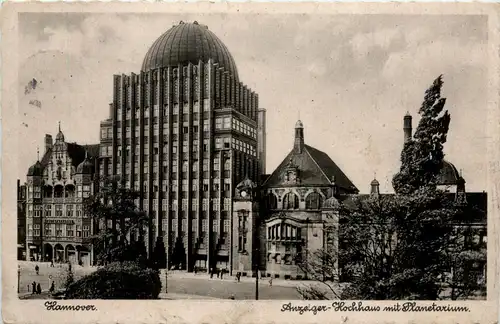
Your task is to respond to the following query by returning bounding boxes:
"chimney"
[294,120,304,153]
[109,103,114,119]
[45,134,53,153]
[404,112,412,143]
[370,178,380,196]
[257,108,267,175]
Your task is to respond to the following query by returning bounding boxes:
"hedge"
[65,261,161,299]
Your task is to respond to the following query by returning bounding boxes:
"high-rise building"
[99,21,265,272]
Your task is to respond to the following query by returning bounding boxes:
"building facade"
[17,180,27,260]
[98,21,266,272]
[230,113,487,280]
[23,125,99,266]
[18,22,486,285]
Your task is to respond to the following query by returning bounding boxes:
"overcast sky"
[18,13,488,193]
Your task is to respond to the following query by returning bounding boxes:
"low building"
[24,124,99,265]
[232,114,487,282]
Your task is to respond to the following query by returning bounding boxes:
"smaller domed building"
[21,123,99,264]
[232,113,487,282]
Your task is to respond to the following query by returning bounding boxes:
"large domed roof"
[437,160,460,185]
[141,21,239,80]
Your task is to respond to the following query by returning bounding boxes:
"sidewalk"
[163,270,314,288]
[159,292,220,300]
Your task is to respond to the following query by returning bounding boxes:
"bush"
[65,261,161,299]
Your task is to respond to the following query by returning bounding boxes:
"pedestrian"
[210,268,214,279]
[35,265,39,275]
[49,281,55,294]
[269,278,273,287]
[194,267,197,274]
[237,272,241,282]
[220,269,224,280]
[36,283,42,294]
[50,260,54,268]
[31,281,36,294]
[216,269,220,279]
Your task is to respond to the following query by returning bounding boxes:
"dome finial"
[37,146,40,161]
[58,121,61,132]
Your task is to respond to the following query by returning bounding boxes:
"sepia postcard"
[2,2,500,324]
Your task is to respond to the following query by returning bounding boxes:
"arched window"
[283,192,299,210]
[266,193,278,210]
[306,192,323,210]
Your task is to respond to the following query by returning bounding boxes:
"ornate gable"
[281,157,300,185]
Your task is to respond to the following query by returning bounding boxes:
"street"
[18,261,94,295]
[18,261,303,300]
[162,273,302,300]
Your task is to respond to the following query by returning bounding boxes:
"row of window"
[112,156,232,174]
[28,204,87,218]
[266,192,324,210]
[28,186,91,198]
[267,224,301,241]
[28,224,90,238]
[232,118,257,139]
[128,197,233,212]
[232,138,257,157]
[169,219,231,232]
[116,101,211,121]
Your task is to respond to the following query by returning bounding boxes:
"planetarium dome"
[437,160,461,186]
[141,21,239,80]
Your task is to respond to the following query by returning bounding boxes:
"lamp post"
[17,265,21,294]
[255,264,259,300]
[254,245,259,300]
[305,218,309,280]
[165,268,168,293]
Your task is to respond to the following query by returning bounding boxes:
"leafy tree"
[84,175,150,266]
[64,261,75,292]
[170,238,186,270]
[151,237,167,270]
[391,75,458,299]
[298,76,465,300]
[392,75,451,194]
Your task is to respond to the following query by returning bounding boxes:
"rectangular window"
[55,224,63,237]
[215,138,222,149]
[66,225,74,237]
[55,205,63,217]
[66,205,74,217]
[223,117,231,129]
[215,118,223,130]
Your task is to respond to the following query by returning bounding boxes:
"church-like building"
[19,21,487,284]
[231,113,486,282]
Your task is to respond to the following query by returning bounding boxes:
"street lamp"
[165,266,168,293]
[254,250,259,300]
[17,265,21,294]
